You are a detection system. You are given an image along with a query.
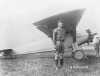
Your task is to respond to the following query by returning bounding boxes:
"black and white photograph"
[0,0,100,76]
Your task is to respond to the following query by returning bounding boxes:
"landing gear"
[72,50,85,60]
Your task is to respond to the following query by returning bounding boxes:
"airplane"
[1,9,98,60]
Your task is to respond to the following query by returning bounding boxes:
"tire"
[72,50,85,60]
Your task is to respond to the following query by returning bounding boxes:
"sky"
[0,0,99,52]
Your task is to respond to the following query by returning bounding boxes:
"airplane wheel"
[72,50,85,60]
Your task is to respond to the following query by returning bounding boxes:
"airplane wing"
[33,9,85,42]
[13,38,55,55]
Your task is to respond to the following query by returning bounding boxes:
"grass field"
[0,51,100,76]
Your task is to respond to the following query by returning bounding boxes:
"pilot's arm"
[53,29,57,45]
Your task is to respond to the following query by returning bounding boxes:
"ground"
[0,51,100,76]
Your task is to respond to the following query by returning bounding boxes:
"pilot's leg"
[60,53,64,66]
[59,43,64,67]
[56,42,61,68]
[55,43,59,67]
[55,52,58,65]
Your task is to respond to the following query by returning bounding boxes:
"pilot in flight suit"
[53,21,66,68]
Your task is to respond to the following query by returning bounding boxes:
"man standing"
[53,21,66,69]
